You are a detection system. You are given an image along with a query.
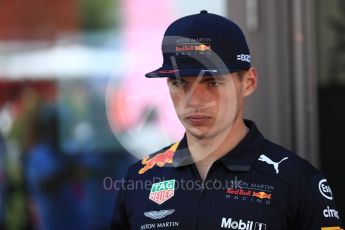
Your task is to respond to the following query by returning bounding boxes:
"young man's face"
[167,71,255,139]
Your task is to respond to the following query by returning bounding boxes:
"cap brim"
[145,67,242,78]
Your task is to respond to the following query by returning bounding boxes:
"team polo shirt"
[111,120,343,230]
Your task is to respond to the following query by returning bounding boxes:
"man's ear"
[243,67,257,97]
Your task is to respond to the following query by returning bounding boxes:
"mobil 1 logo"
[221,217,266,229]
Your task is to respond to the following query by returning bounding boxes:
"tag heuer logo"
[149,180,175,205]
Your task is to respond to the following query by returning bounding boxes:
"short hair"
[234,70,248,81]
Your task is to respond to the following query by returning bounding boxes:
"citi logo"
[323,206,339,219]
[221,218,266,230]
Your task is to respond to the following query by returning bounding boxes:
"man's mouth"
[185,115,211,126]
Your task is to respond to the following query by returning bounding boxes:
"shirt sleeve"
[292,173,343,230]
[110,176,130,230]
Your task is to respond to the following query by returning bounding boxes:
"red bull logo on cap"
[194,44,211,51]
[252,191,272,200]
[138,142,179,174]
[174,37,213,56]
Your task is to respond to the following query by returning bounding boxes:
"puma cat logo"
[258,154,288,174]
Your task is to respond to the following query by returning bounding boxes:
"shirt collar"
[172,120,265,172]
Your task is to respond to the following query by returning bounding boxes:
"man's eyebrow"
[168,78,186,82]
[200,77,226,82]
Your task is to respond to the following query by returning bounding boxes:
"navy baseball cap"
[145,10,251,78]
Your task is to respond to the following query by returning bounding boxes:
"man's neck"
[186,119,249,181]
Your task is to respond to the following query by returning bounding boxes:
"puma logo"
[258,154,288,174]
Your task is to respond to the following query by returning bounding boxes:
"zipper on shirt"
[196,180,206,230]
[190,163,208,230]
[190,163,214,230]
[199,181,205,197]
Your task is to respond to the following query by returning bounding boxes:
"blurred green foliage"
[79,0,119,31]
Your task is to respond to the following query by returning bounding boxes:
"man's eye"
[207,81,221,87]
[173,81,185,87]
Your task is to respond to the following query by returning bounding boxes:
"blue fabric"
[25,144,83,230]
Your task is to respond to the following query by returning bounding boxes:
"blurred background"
[0,0,344,229]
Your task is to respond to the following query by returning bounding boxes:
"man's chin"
[186,126,212,139]
[185,123,234,140]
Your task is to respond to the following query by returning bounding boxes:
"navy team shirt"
[111,120,343,230]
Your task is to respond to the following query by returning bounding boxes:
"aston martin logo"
[144,209,175,220]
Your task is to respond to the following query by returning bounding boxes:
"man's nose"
[185,84,206,107]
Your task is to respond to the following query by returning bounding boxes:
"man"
[111,10,343,229]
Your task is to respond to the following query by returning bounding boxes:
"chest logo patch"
[139,143,179,174]
[144,209,175,220]
[258,154,288,174]
[149,180,175,205]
